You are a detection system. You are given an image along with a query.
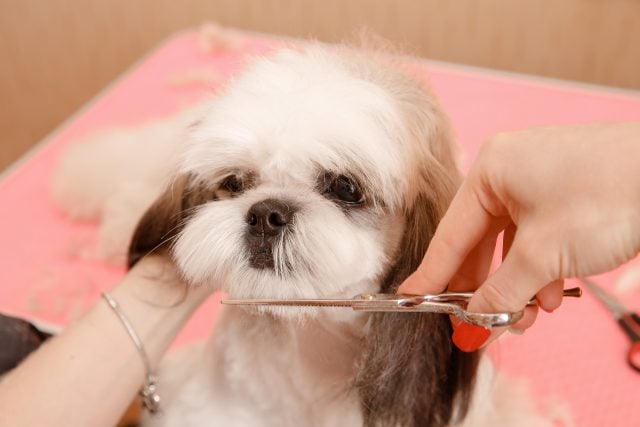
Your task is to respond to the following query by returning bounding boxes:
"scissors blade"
[221,298,361,308]
[222,293,464,311]
[222,294,460,310]
[580,277,630,318]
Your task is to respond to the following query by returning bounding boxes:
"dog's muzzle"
[245,198,295,269]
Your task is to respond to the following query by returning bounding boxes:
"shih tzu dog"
[55,44,563,427]
[127,45,475,427]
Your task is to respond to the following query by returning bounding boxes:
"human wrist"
[107,256,212,368]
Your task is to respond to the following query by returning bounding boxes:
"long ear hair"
[127,174,212,268]
[355,110,479,426]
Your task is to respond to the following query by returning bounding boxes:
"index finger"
[398,179,499,295]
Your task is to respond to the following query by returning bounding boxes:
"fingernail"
[452,322,491,352]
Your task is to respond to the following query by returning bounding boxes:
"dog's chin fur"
[54,42,567,427]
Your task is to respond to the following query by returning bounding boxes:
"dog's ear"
[356,166,479,427]
[127,174,212,268]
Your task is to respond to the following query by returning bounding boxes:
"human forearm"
[0,257,210,427]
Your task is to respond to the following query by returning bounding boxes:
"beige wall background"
[1,0,639,172]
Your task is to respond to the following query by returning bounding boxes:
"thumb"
[467,241,550,314]
[397,248,447,295]
[398,265,445,296]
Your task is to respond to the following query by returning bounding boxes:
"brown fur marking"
[127,174,213,268]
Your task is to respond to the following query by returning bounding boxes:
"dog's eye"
[220,175,244,195]
[325,174,364,205]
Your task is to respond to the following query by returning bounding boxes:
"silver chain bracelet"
[101,292,161,413]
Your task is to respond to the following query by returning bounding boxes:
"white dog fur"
[54,45,569,426]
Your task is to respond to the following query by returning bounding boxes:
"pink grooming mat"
[1,28,639,426]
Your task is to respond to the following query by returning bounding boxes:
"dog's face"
[172,50,415,306]
[134,49,456,304]
[129,47,458,308]
[128,46,478,426]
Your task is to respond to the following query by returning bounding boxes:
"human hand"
[119,255,213,310]
[399,123,640,351]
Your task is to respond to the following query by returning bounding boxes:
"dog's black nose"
[246,199,293,236]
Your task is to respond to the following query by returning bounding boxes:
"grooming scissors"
[222,288,581,329]
[581,277,640,373]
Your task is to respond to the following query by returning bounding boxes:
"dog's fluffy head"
[129,45,477,427]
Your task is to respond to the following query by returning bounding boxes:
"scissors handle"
[628,342,640,373]
[617,313,640,373]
